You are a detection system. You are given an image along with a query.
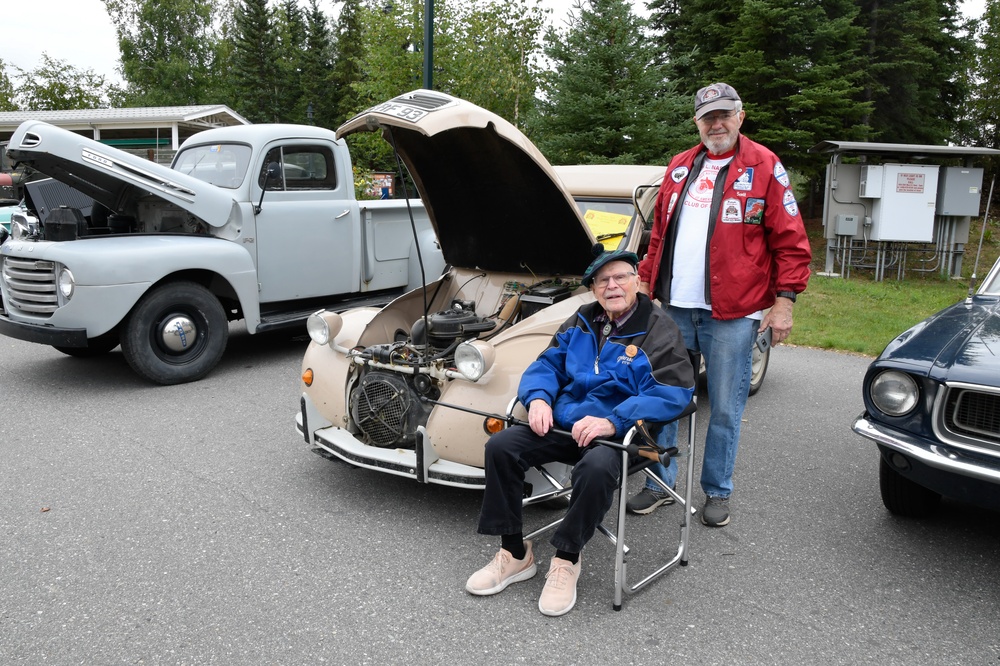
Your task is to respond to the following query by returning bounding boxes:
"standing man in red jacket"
[626,83,812,526]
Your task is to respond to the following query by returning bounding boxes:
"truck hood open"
[337,90,596,276]
[6,120,238,228]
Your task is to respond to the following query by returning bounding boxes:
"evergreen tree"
[330,0,366,125]
[277,0,309,122]
[711,0,871,180]
[297,0,337,128]
[857,0,972,145]
[231,0,283,122]
[964,4,1000,149]
[530,0,691,165]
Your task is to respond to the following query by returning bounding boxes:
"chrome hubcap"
[159,315,197,353]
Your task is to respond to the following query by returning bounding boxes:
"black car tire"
[120,281,229,385]
[878,455,941,517]
[53,330,120,357]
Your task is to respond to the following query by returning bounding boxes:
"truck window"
[260,145,338,191]
[173,143,252,189]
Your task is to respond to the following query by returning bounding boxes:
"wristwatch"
[776,290,797,302]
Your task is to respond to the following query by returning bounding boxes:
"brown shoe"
[538,556,581,616]
[465,541,536,596]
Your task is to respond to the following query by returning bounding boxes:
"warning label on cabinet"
[896,172,926,193]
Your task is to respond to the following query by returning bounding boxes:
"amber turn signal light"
[302,368,314,387]
[483,417,505,435]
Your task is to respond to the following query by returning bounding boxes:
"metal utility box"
[936,167,984,216]
[859,165,884,198]
[863,164,939,242]
[835,213,860,236]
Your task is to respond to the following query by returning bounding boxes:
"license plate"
[369,102,427,122]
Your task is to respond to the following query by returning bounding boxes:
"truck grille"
[942,387,1000,446]
[1,257,59,315]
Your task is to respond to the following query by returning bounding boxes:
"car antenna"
[967,174,995,301]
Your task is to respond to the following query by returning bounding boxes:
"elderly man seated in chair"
[466,249,695,616]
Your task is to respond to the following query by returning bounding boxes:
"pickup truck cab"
[0,122,442,384]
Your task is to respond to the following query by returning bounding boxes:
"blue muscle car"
[853,256,1000,517]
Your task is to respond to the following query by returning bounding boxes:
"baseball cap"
[695,83,741,120]
[582,248,639,288]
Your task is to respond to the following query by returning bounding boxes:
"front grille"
[943,388,1000,444]
[1,257,59,315]
[350,371,415,448]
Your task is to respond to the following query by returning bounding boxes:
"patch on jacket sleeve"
[671,166,689,183]
[773,162,790,187]
[782,188,799,217]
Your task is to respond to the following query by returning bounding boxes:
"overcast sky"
[0,0,988,89]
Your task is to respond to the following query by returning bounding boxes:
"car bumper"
[853,412,1000,508]
[296,395,487,490]
[0,312,88,346]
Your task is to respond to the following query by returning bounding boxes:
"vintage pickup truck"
[0,122,443,384]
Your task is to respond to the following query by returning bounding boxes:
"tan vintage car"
[294,90,768,494]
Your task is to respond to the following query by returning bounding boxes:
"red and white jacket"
[638,135,812,320]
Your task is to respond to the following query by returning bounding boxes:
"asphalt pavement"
[1,327,997,665]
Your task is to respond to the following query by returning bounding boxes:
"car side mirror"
[255,161,282,214]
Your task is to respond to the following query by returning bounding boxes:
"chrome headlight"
[870,370,919,416]
[307,310,343,346]
[57,267,75,300]
[455,340,495,381]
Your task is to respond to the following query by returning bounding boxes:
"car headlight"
[307,310,343,346]
[870,370,919,416]
[57,267,75,300]
[455,340,495,381]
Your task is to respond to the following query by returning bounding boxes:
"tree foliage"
[531,0,692,165]
[0,59,17,112]
[13,54,108,111]
[104,0,219,106]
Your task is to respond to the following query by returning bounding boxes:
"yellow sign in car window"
[583,209,632,250]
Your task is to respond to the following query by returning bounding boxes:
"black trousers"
[476,424,628,554]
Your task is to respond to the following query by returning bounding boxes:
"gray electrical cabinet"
[936,167,984,216]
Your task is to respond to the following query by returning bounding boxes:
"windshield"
[172,143,252,190]
[979,255,1000,295]
[574,198,636,251]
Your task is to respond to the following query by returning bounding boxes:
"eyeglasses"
[697,110,739,124]
[594,272,636,288]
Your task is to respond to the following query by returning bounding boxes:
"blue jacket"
[518,294,695,436]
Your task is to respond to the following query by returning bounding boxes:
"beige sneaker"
[465,541,537,596]
[538,556,581,616]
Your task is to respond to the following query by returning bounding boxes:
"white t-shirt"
[670,155,733,310]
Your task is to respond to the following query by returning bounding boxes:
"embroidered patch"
[744,198,765,225]
[722,198,742,224]
[671,166,689,183]
[774,162,790,187]
[783,188,799,216]
[734,168,754,191]
[625,345,638,358]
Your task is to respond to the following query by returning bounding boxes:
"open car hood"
[6,120,238,228]
[337,90,596,275]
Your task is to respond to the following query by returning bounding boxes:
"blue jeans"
[646,306,756,498]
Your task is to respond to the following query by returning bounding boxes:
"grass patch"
[790,275,972,357]
[790,214,1000,358]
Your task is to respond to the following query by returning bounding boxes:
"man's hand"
[761,297,794,344]
[571,415,616,448]
[528,399,553,437]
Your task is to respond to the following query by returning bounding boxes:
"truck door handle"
[335,209,350,219]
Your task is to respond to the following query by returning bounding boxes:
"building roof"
[0,105,250,150]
